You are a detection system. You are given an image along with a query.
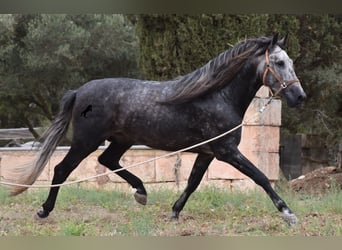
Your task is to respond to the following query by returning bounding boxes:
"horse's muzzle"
[285,82,307,108]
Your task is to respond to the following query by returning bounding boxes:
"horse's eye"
[276,60,285,67]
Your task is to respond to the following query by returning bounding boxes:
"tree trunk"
[23,116,40,140]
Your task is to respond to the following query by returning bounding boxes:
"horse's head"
[259,34,306,107]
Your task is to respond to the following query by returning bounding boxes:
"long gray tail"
[10,90,77,196]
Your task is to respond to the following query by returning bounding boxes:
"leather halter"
[262,49,299,97]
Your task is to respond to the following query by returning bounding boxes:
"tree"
[133,14,304,80]
[70,14,140,79]
[0,15,42,132]
[282,15,342,147]
[0,14,139,138]
[134,14,341,158]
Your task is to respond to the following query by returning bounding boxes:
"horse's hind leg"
[37,142,101,218]
[171,153,214,219]
[98,141,147,205]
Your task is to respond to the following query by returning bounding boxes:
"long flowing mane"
[162,36,273,104]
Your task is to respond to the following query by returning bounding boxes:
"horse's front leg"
[213,145,298,225]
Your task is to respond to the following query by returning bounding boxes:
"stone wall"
[0,87,281,193]
[280,133,337,180]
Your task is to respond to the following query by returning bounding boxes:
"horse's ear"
[271,33,279,46]
[279,33,289,48]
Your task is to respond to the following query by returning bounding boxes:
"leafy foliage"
[0,14,340,151]
[282,15,342,148]
[134,14,341,152]
[0,14,139,137]
[135,14,271,80]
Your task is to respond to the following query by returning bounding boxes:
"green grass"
[0,184,341,236]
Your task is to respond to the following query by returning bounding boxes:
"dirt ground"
[290,166,342,194]
[1,166,342,236]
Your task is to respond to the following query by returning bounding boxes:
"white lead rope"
[0,96,275,189]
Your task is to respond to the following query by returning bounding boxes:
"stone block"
[155,153,179,182]
[244,98,281,126]
[94,163,110,185]
[178,153,199,182]
[239,126,280,153]
[0,151,50,182]
[155,152,199,183]
[255,86,270,98]
[255,152,279,180]
[239,126,259,151]
[208,159,248,180]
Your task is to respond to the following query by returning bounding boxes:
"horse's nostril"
[297,93,307,103]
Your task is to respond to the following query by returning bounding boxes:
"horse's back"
[70,78,170,141]
[70,77,205,150]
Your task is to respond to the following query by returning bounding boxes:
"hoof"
[134,192,147,205]
[170,211,179,221]
[36,209,50,219]
[282,210,298,226]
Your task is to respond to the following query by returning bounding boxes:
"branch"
[31,92,53,121]
[22,115,40,140]
[313,109,334,135]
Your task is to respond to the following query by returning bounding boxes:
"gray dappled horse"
[10,34,306,225]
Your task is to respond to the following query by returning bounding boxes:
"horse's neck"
[221,65,262,117]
